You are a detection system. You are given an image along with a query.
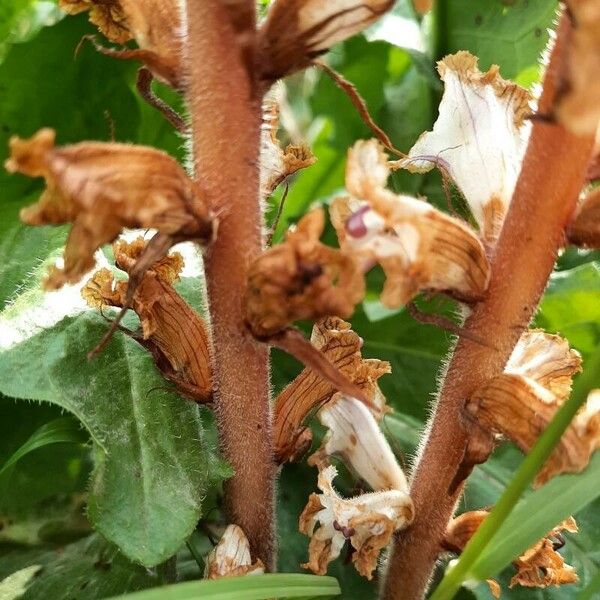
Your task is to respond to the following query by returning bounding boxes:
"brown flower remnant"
[260,98,316,200]
[274,317,390,463]
[245,207,364,338]
[568,188,600,248]
[59,0,184,88]
[204,524,265,579]
[5,128,213,290]
[467,330,600,486]
[555,0,600,135]
[82,238,212,402]
[330,139,490,308]
[299,465,414,578]
[258,0,394,82]
[443,511,578,594]
[412,0,432,13]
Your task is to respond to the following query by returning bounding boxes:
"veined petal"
[204,525,265,579]
[398,51,531,244]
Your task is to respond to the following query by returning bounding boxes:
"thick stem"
[185,1,275,567]
[380,14,595,600]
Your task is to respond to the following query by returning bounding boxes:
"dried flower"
[5,129,213,290]
[258,0,394,81]
[244,208,364,338]
[204,524,265,579]
[330,139,490,308]
[467,330,598,486]
[274,317,390,463]
[299,465,413,578]
[82,238,212,402]
[568,188,600,248]
[308,394,408,492]
[60,0,184,88]
[396,51,531,244]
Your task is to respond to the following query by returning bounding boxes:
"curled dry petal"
[258,0,394,81]
[331,139,490,308]
[260,98,316,199]
[60,0,184,88]
[308,394,408,492]
[5,129,213,290]
[396,51,531,244]
[274,317,390,463]
[468,331,595,486]
[204,524,265,579]
[568,188,600,248]
[244,207,365,337]
[299,465,413,578]
[82,238,212,402]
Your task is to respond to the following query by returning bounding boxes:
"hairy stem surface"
[380,14,595,600]
[185,0,275,567]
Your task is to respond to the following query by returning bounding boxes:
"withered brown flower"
[467,330,599,486]
[60,0,184,88]
[244,207,364,338]
[82,238,213,402]
[204,525,265,579]
[331,139,490,308]
[258,0,394,82]
[274,317,389,463]
[5,129,213,290]
[568,188,600,248]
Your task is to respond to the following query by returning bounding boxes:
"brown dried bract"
[82,238,212,402]
[258,0,394,82]
[61,0,184,88]
[244,207,364,338]
[442,510,489,554]
[5,128,213,290]
[274,317,390,463]
[568,188,600,248]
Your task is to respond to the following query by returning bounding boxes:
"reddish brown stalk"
[185,1,275,567]
[380,14,596,600]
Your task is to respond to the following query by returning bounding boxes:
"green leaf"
[0,416,86,476]
[111,574,341,600]
[0,313,224,566]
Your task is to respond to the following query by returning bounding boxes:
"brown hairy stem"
[380,13,596,600]
[185,1,275,567]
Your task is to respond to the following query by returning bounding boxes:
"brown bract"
[60,0,184,88]
[258,0,394,82]
[82,238,212,402]
[244,207,364,338]
[568,188,600,248]
[331,140,490,308]
[467,331,599,486]
[6,129,213,290]
[274,317,389,463]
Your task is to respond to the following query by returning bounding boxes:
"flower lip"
[346,205,370,238]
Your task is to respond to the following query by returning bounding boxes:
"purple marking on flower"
[346,205,370,238]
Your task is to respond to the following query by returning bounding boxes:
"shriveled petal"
[274,318,390,463]
[568,188,600,248]
[299,465,413,578]
[59,0,130,44]
[309,394,408,492]
[397,51,531,244]
[442,510,488,554]
[6,129,213,290]
[244,208,365,337]
[204,525,265,579]
[259,0,394,81]
[331,140,490,308]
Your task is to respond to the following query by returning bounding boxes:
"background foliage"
[0,0,598,598]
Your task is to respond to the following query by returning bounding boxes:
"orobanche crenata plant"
[1,0,599,599]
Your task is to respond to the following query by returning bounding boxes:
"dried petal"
[82,238,212,402]
[442,510,488,554]
[396,51,531,244]
[260,98,316,199]
[299,465,413,578]
[568,188,600,248]
[244,208,365,337]
[331,140,490,308]
[6,129,213,290]
[259,0,394,81]
[308,394,408,492]
[204,524,265,579]
[274,317,390,463]
[412,0,432,13]
[60,0,184,88]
